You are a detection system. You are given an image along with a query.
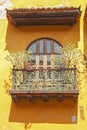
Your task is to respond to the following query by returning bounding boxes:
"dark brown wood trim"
[36,40,39,55]
[10,90,79,102]
[6,6,81,26]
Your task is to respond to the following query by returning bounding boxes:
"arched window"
[27,38,62,68]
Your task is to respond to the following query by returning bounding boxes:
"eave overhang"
[6,6,81,27]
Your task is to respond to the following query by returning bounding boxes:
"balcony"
[10,66,79,102]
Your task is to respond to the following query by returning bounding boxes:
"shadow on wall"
[9,98,78,124]
[6,22,80,52]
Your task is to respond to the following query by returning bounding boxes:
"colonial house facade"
[5,6,82,102]
[0,0,87,127]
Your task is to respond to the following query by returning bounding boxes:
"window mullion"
[36,40,39,69]
[43,39,46,68]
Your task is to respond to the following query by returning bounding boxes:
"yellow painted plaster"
[0,0,87,130]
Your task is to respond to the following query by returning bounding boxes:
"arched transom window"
[27,38,62,69]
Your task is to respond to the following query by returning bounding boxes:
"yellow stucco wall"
[4,0,87,56]
[6,23,80,51]
[0,0,87,130]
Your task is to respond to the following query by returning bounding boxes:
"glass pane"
[54,42,61,53]
[47,40,51,53]
[47,55,51,65]
[39,55,43,65]
[28,42,36,53]
[39,40,43,53]
[32,55,36,65]
[47,70,51,79]
[39,71,44,79]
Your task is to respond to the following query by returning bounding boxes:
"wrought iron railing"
[12,66,78,92]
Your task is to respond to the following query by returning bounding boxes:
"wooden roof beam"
[6,6,81,27]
